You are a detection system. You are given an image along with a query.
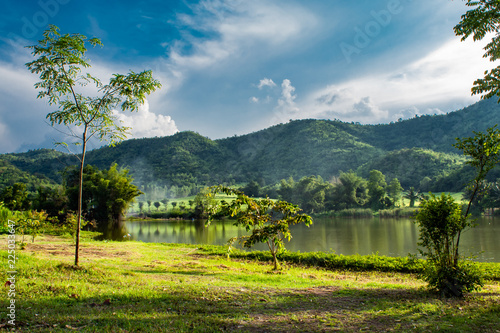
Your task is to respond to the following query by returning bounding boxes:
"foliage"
[32,185,68,219]
[0,182,30,211]
[387,178,403,206]
[65,164,142,231]
[16,210,49,244]
[410,115,500,297]
[367,170,387,209]
[26,25,160,266]
[357,148,466,191]
[414,193,482,297]
[333,171,369,210]
[0,157,58,192]
[0,202,16,233]
[404,187,419,208]
[422,260,484,298]
[206,186,312,270]
[454,0,500,101]
[193,187,219,219]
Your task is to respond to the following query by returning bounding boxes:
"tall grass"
[378,208,419,218]
[333,208,374,218]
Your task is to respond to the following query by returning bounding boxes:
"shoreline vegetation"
[126,192,467,220]
[127,207,420,222]
[1,234,499,332]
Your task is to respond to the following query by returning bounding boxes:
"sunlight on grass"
[0,235,498,332]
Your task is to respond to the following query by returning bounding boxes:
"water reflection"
[124,217,500,262]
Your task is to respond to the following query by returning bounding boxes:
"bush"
[423,261,484,297]
[414,193,483,297]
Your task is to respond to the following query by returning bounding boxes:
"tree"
[413,126,500,297]
[241,180,261,198]
[454,1,500,101]
[404,187,419,208]
[26,26,161,266]
[335,171,369,209]
[206,186,312,270]
[0,183,29,211]
[294,176,330,214]
[277,177,296,203]
[193,187,218,219]
[453,125,500,263]
[32,186,68,222]
[414,194,482,297]
[367,170,387,210]
[65,164,142,232]
[387,178,404,207]
[161,199,169,209]
[482,180,500,211]
[154,202,161,211]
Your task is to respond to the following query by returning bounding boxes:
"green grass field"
[1,234,499,332]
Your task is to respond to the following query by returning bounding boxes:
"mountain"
[2,98,500,192]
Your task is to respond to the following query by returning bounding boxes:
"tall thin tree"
[26,25,161,265]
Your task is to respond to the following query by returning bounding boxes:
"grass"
[0,234,499,332]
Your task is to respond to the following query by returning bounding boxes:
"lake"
[124,217,500,262]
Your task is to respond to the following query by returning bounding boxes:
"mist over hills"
[2,98,500,192]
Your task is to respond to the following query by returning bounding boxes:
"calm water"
[124,217,500,262]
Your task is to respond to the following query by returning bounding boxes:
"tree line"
[239,170,404,214]
[0,164,141,235]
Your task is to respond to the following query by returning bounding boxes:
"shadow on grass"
[4,286,499,332]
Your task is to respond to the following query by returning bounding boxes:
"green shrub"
[414,193,483,297]
[423,261,484,297]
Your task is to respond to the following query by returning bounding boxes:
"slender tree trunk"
[454,177,480,267]
[75,127,88,266]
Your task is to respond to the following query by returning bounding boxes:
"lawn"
[0,234,499,332]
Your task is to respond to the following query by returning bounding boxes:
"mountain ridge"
[2,98,500,191]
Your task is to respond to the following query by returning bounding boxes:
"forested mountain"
[2,98,500,192]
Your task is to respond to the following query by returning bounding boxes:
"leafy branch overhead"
[455,1,500,100]
[206,186,312,270]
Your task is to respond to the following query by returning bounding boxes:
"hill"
[2,98,500,192]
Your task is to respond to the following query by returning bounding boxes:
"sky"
[0,0,495,153]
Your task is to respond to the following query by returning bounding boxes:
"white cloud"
[113,100,178,139]
[168,0,316,72]
[257,78,276,89]
[269,79,300,124]
[250,96,259,103]
[303,35,494,123]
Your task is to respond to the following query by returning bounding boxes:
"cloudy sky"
[0,0,494,153]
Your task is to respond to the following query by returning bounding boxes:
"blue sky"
[0,0,493,153]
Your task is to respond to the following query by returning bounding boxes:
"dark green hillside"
[0,159,56,191]
[86,131,234,187]
[357,148,466,189]
[340,98,500,153]
[3,98,500,191]
[218,119,383,183]
[0,149,76,186]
